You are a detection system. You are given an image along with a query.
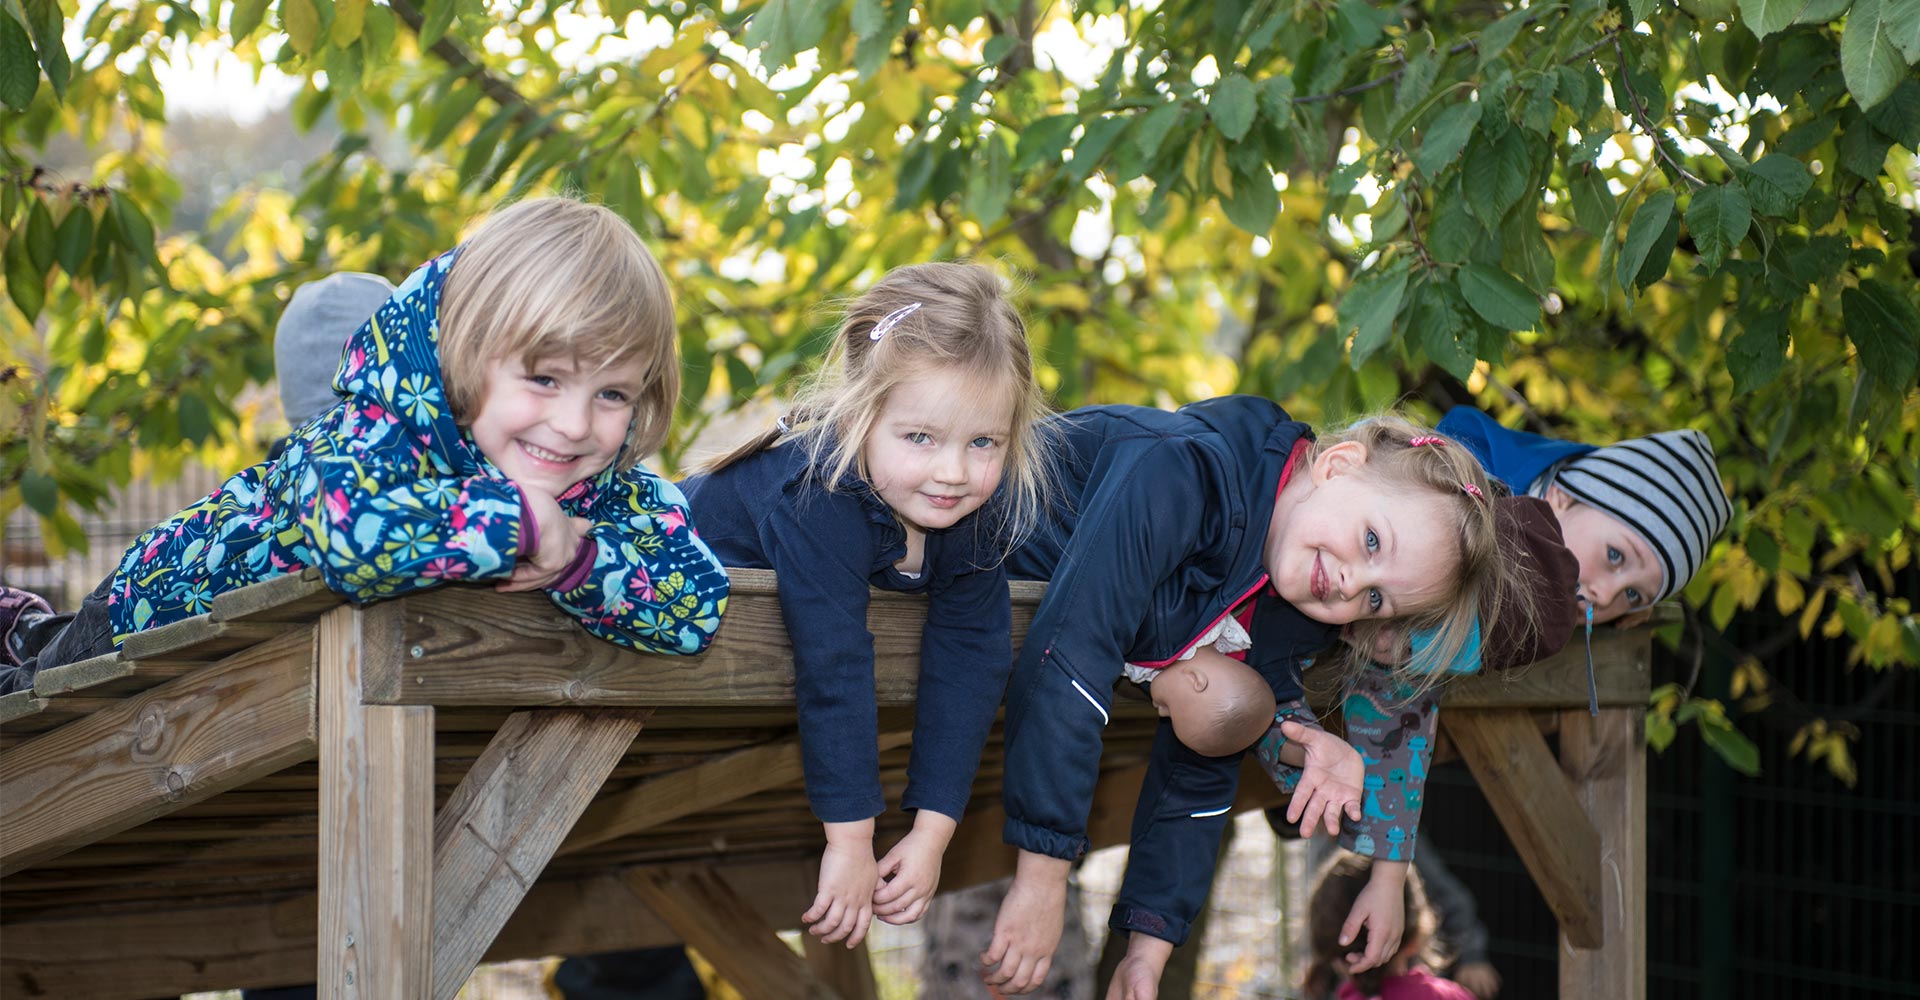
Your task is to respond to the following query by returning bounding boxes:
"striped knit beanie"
[1550,429,1732,602]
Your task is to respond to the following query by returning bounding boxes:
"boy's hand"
[1103,933,1173,1000]
[981,852,1070,994]
[802,821,879,949]
[873,812,956,925]
[499,487,590,592]
[1281,720,1364,836]
[1341,860,1408,974]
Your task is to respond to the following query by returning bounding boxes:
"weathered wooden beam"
[376,569,1650,710]
[317,603,434,998]
[1444,708,1602,948]
[1558,707,1646,1000]
[624,863,842,1000]
[803,936,880,1000]
[119,615,290,663]
[560,730,913,857]
[430,708,650,1000]
[0,630,316,876]
[209,567,341,624]
[0,861,820,999]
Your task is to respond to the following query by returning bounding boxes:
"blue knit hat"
[1550,429,1732,602]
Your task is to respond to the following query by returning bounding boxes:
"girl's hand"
[873,812,956,925]
[498,487,590,592]
[981,852,1071,994]
[1282,721,1365,836]
[1102,933,1173,1000]
[1340,860,1408,974]
[802,821,879,948]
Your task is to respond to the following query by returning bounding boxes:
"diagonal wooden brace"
[624,863,844,1000]
[430,707,651,999]
[1444,708,1603,948]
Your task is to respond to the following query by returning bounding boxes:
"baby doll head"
[1151,648,1279,757]
[1265,415,1506,680]
[1541,429,1730,625]
[438,198,677,493]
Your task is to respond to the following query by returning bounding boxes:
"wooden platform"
[0,569,1654,999]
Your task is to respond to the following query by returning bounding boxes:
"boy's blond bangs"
[440,199,679,468]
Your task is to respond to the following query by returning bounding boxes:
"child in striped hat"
[1436,406,1732,626]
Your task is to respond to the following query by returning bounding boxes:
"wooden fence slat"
[0,630,316,876]
[803,936,880,1000]
[430,708,650,1000]
[1445,708,1603,948]
[624,863,842,1000]
[317,604,433,998]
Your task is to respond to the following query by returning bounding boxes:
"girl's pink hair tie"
[1408,435,1446,447]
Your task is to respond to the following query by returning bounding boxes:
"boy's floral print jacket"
[109,250,730,655]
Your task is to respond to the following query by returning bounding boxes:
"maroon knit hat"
[1483,495,1581,672]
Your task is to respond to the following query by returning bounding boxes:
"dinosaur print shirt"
[108,249,730,656]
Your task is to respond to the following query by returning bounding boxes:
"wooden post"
[1557,707,1645,1000]
[430,708,649,999]
[318,604,434,998]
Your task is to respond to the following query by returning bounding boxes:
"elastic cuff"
[1002,817,1089,861]
[1109,902,1190,947]
[549,536,599,593]
[514,485,539,559]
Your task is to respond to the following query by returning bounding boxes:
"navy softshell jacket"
[1000,396,1338,944]
[679,442,1012,824]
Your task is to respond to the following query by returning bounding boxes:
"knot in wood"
[133,705,167,755]
[563,679,588,702]
[163,768,187,800]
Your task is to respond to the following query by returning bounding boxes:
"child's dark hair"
[705,261,1052,545]
[1305,852,1439,999]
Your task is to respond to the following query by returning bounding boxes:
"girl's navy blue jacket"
[1001,396,1338,944]
[678,441,1012,825]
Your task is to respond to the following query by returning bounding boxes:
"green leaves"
[1210,73,1258,141]
[1739,154,1814,215]
[1727,312,1789,394]
[1842,279,1920,389]
[20,0,67,99]
[1338,257,1411,368]
[1413,101,1481,177]
[1739,0,1808,36]
[1617,189,1677,292]
[1462,124,1534,226]
[742,0,829,69]
[1458,263,1539,330]
[1841,0,1907,110]
[1685,182,1752,271]
[0,11,37,110]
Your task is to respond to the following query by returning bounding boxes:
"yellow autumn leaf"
[1774,572,1804,615]
[282,0,320,55]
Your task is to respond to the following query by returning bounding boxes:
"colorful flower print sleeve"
[300,453,527,600]
[547,469,728,656]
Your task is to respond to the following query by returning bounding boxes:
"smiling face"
[1264,441,1461,626]
[1545,485,1663,625]
[466,354,649,496]
[859,367,1015,538]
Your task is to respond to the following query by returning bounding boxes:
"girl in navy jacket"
[983,403,1523,995]
[679,263,1052,950]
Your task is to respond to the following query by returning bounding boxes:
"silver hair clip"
[870,302,923,341]
[774,414,792,434]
